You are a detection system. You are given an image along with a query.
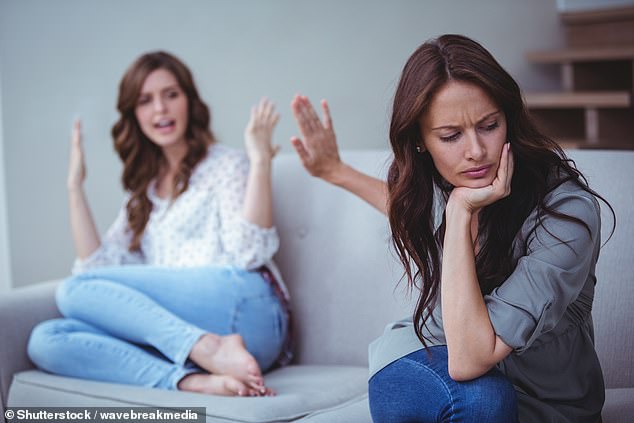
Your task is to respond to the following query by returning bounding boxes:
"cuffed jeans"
[28,265,288,390]
[369,346,518,422]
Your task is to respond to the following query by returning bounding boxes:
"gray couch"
[1,149,632,422]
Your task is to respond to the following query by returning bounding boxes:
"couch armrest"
[0,280,61,413]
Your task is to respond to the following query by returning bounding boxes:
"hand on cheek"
[449,143,514,213]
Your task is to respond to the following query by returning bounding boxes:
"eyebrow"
[431,111,500,131]
[139,85,180,96]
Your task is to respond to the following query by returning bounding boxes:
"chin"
[149,134,186,148]
[461,177,495,189]
[152,138,178,147]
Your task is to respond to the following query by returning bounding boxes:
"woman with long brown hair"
[290,34,613,421]
[28,51,289,397]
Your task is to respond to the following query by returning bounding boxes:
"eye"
[482,121,499,132]
[166,90,180,99]
[440,132,460,142]
[137,95,151,106]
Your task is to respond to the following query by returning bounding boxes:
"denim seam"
[230,298,243,333]
[402,356,457,421]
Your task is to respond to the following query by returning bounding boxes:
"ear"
[416,145,426,153]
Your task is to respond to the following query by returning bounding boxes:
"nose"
[465,131,486,161]
[153,97,167,113]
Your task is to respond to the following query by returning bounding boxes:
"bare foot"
[178,373,277,397]
[262,387,277,396]
[178,373,252,396]
[189,334,263,388]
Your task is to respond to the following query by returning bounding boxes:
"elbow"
[446,337,512,381]
[448,366,478,382]
[447,359,492,382]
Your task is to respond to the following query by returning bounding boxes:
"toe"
[224,377,248,397]
[247,362,263,378]
[248,373,264,385]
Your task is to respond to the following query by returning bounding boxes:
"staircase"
[525,5,634,149]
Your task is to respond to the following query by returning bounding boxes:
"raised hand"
[67,119,86,191]
[449,143,514,213]
[290,94,343,183]
[244,98,280,164]
[66,118,101,259]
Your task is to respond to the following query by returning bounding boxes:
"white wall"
[0,58,12,292]
[0,0,566,287]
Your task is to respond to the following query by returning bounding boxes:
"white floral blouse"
[73,143,280,275]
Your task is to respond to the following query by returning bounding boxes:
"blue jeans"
[369,346,518,422]
[28,265,288,390]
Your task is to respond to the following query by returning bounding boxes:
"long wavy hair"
[387,34,615,346]
[111,51,215,252]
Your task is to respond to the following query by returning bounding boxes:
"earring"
[416,146,422,153]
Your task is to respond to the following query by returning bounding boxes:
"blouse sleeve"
[215,151,279,270]
[71,197,144,274]
[484,188,601,353]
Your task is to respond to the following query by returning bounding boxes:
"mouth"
[462,164,492,178]
[153,118,176,131]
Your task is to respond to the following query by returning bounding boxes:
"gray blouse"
[369,180,604,422]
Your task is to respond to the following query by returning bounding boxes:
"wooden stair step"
[560,5,634,47]
[527,46,634,63]
[525,91,631,108]
[560,5,634,25]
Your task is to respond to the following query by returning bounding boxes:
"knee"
[55,275,90,316]
[27,319,68,369]
[368,352,518,423]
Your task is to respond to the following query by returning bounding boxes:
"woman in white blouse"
[27,51,288,397]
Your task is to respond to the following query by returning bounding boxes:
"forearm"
[243,160,274,228]
[68,188,101,259]
[327,163,388,215]
[441,205,500,380]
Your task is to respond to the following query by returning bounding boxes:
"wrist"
[322,161,348,186]
[67,184,85,194]
[248,157,273,170]
[445,198,474,222]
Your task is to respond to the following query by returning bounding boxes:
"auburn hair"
[111,51,214,251]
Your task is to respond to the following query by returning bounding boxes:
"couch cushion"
[603,387,634,423]
[297,395,370,422]
[8,365,368,423]
[566,150,634,390]
[272,152,415,367]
